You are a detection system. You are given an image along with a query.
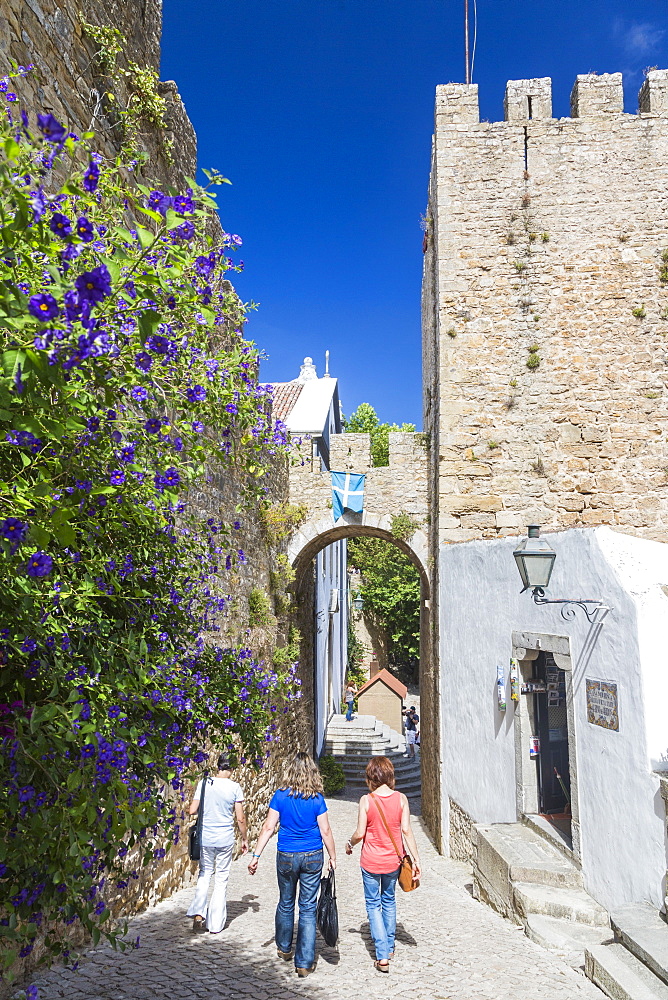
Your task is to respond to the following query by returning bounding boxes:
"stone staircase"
[474,823,612,968]
[586,904,668,999]
[322,714,421,800]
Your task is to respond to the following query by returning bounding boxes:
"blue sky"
[161,0,668,428]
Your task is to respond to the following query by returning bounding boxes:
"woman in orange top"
[345,756,421,972]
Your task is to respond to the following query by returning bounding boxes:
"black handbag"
[188,770,209,862]
[316,866,339,947]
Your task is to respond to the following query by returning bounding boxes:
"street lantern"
[353,593,364,611]
[513,525,556,592]
[513,525,611,625]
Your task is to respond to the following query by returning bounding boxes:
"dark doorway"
[534,652,571,820]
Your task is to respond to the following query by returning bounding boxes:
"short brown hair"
[365,756,395,791]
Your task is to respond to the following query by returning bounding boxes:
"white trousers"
[186,844,234,933]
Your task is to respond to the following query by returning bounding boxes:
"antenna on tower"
[324,350,330,377]
[464,0,470,84]
[464,0,478,84]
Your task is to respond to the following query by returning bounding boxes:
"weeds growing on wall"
[259,501,307,544]
[0,73,296,978]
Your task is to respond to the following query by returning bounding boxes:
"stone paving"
[28,798,603,1000]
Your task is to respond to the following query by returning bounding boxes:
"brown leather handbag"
[369,792,419,892]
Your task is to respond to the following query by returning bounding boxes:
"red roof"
[270,382,304,423]
[357,668,407,701]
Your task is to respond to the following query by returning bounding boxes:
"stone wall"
[291,431,429,525]
[448,797,476,866]
[0,2,311,987]
[0,0,196,188]
[426,70,668,546]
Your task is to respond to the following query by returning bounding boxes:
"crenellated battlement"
[436,69,668,125]
[424,65,668,546]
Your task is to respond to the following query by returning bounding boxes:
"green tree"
[347,537,420,672]
[345,403,415,467]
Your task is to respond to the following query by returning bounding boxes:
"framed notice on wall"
[586,679,619,731]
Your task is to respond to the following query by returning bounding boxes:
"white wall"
[440,526,668,910]
[314,539,348,754]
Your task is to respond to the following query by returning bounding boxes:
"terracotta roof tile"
[357,668,408,701]
[270,382,304,423]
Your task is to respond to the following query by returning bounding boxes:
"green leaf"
[4,138,20,161]
[138,309,162,343]
[136,226,155,250]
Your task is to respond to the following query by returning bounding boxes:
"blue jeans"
[275,849,324,969]
[346,701,354,721]
[361,867,399,961]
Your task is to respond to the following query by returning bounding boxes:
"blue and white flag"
[331,471,365,521]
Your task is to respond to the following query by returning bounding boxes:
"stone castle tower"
[423,70,668,549]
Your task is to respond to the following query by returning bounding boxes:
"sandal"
[374,960,390,973]
[192,915,205,933]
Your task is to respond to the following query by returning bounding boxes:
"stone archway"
[288,511,429,594]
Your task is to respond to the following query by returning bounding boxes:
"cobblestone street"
[29,798,603,1000]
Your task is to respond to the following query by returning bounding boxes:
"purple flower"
[192,421,204,433]
[75,264,111,303]
[119,444,136,463]
[22,637,37,652]
[155,467,180,490]
[25,551,53,578]
[87,416,100,432]
[173,193,195,214]
[82,160,99,193]
[131,386,149,402]
[28,293,60,321]
[18,785,35,802]
[49,213,72,237]
[135,352,153,372]
[147,190,173,216]
[37,113,67,143]
[145,418,161,434]
[194,255,214,278]
[76,216,94,242]
[109,470,125,486]
[186,385,207,402]
[225,403,238,415]
[1,517,27,553]
[172,221,195,241]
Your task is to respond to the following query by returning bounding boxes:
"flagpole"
[464,0,470,84]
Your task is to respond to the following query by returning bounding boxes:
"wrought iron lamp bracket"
[530,587,611,625]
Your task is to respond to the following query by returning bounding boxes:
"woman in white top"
[186,754,248,933]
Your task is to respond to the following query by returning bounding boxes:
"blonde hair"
[280,751,324,798]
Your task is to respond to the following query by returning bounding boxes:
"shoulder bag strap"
[196,770,209,838]
[369,792,405,864]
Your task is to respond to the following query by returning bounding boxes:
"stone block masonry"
[423,70,668,545]
[290,431,429,526]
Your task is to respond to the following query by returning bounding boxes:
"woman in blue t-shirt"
[248,752,336,977]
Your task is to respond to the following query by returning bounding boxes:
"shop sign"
[529,737,540,759]
[586,679,619,731]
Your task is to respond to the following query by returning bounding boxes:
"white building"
[270,357,348,755]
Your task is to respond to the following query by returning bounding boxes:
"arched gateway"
[284,428,444,852]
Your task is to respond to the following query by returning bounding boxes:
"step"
[514,882,610,927]
[477,823,583,890]
[526,914,612,966]
[611,904,668,986]
[586,943,668,1000]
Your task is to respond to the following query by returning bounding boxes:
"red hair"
[365,756,395,791]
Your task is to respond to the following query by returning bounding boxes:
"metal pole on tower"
[464,0,470,84]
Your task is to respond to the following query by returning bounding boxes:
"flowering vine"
[0,70,294,979]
